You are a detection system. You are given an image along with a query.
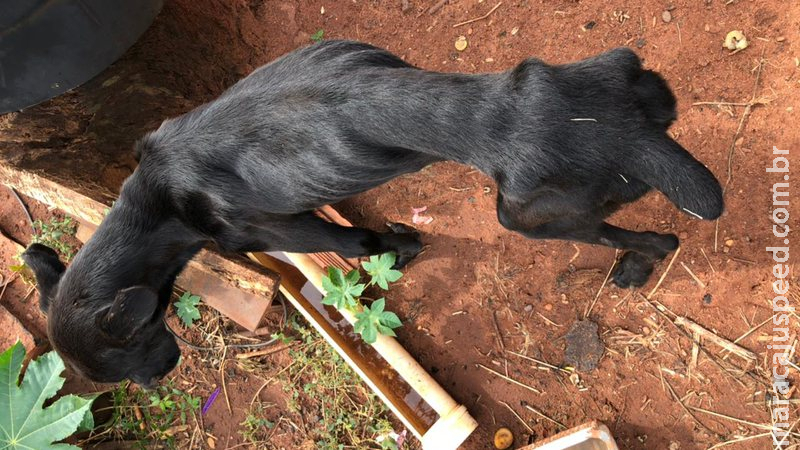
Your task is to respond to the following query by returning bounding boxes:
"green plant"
[321,253,404,344]
[354,298,403,343]
[9,216,78,285]
[278,315,401,449]
[31,216,77,260]
[239,403,275,444]
[311,29,324,42]
[321,268,364,311]
[174,292,202,327]
[0,341,96,450]
[362,253,403,290]
[107,380,200,449]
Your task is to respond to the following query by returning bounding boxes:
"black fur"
[23,41,723,386]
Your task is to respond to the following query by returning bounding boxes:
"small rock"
[564,320,604,372]
[669,442,681,450]
[485,57,494,62]
[510,26,520,35]
[524,304,533,313]
[662,11,672,23]
[582,21,596,31]
[635,38,646,48]
[776,36,786,42]
[725,239,734,247]
[544,303,553,311]
[703,293,713,305]
[455,36,468,51]
[207,437,217,449]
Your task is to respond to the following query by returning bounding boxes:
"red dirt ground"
[1,1,798,449]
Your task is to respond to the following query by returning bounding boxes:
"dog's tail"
[626,134,724,220]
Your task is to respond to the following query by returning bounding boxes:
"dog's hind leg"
[497,192,677,288]
[228,213,423,268]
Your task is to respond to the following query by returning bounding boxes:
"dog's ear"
[21,243,66,314]
[101,286,159,341]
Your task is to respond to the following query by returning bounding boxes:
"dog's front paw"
[612,251,654,288]
[386,222,422,268]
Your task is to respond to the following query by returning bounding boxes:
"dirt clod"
[564,320,604,371]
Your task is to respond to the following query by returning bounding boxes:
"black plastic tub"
[0,0,163,113]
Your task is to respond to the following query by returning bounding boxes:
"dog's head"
[22,243,181,388]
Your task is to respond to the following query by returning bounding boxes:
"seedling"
[0,342,95,450]
[239,403,275,444]
[174,292,202,327]
[362,253,403,290]
[31,216,77,260]
[321,253,404,344]
[278,315,401,448]
[321,268,364,310]
[10,215,78,286]
[311,29,324,42]
[354,298,403,343]
[107,380,200,449]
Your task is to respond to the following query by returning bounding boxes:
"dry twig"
[453,2,502,27]
[477,363,541,394]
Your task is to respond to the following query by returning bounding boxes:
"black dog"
[23,40,722,387]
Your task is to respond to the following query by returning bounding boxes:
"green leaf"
[174,292,202,328]
[360,324,378,344]
[311,29,324,42]
[321,268,364,311]
[361,253,403,290]
[0,342,95,450]
[352,299,402,344]
[379,311,402,330]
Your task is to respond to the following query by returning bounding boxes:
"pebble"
[776,36,786,42]
[662,11,672,23]
[511,26,519,35]
[544,303,553,311]
[524,304,533,313]
[725,239,734,247]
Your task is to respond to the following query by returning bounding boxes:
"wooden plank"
[0,164,279,331]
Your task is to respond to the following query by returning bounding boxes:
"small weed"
[174,292,202,327]
[107,380,201,449]
[32,216,77,260]
[311,29,324,42]
[277,314,402,449]
[240,402,275,444]
[10,216,77,286]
